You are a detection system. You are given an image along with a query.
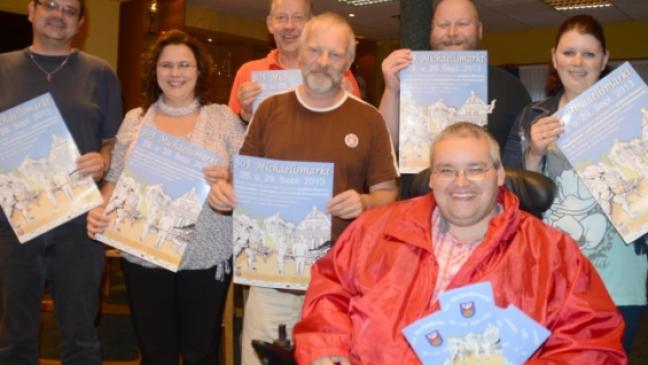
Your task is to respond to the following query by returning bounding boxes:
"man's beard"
[303,66,343,95]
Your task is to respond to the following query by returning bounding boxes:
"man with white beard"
[209,13,398,365]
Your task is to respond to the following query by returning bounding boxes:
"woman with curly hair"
[88,29,243,364]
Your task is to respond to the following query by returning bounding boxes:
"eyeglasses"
[431,164,497,180]
[157,61,197,72]
[272,13,306,25]
[36,0,81,18]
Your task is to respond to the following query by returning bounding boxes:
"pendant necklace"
[28,51,72,82]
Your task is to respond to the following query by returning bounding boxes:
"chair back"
[404,167,556,218]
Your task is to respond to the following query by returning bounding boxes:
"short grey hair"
[299,12,356,66]
[269,0,312,17]
[429,122,501,167]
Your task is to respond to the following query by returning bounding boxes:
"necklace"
[157,96,200,117]
[28,51,72,82]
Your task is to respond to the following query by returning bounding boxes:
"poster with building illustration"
[399,51,491,173]
[0,93,103,243]
[554,62,648,243]
[95,126,221,271]
[251,69,302,112]
[233,155,333,290]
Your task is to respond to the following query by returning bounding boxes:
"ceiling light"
[349,13,355,17]
[337,0,393,6]
[544,0,612,11]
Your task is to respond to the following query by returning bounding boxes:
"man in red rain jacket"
[294,122,625,365]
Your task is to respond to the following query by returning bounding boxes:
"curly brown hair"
[140,29,215,113]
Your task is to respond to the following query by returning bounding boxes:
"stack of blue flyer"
[403,282,550,365]
[251,69,303,113]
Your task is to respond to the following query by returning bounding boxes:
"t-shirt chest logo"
[344,133,359,148]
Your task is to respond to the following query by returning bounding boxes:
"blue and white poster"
[0,93,103,243]
[233,155,334,290]
[251,69,303,113]
[96,126,221,271]
[555,62,648,243]
[399,51,491,173]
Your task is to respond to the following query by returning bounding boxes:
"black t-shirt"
[0,48,123,226]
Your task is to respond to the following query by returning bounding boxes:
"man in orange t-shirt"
[228,0,360,123]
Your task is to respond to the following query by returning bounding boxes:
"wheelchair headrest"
[404,167,556,218]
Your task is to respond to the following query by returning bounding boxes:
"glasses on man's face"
[272,13,306,26]
[36,0,80,18]
[157,61,197,72]
[431,164,497,181]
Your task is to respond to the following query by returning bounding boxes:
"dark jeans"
[0,222,104,365]
[619,305,646,354]
[122,259,231,365]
